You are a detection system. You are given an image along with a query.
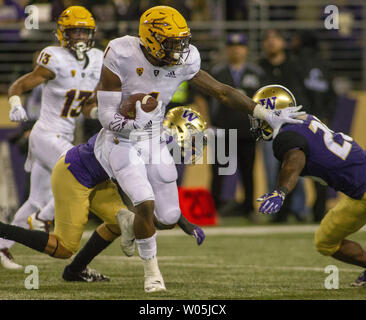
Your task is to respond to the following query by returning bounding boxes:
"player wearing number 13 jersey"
[252,85,366,287]
[1,6,102,269]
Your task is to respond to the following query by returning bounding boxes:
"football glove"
[192,226,205,246]
[257,189,286,214]
[135,100,163,129]
[9,105,28,122]
[265,105,305,138]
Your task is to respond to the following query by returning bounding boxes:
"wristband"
[9,95,22,108]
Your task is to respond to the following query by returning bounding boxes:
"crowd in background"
[1,0,361,223]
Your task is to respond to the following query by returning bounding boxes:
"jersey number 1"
[61,89,93,118]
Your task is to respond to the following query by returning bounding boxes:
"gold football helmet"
[139,6,191,65]
[250,84,297,140]
[56,6,96,60]
[164,106,207,163]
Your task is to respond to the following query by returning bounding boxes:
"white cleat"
[116,209,136,257]
[27,211,51,233]
[0,248,23,270]
[144,273,166,293]
[142,256,166,293]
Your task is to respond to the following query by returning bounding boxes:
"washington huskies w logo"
[259,97,277,110]
[182,110,198,121]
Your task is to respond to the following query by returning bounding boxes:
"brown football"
[119,93,158,119]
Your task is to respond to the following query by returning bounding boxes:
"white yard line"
[81,224,366,239]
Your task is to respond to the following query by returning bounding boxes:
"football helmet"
[163,106,207,163]
[250,84,297,141]
[139,6,191,65]
[56,6,96,60]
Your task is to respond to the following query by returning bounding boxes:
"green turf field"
[1,220,365,300]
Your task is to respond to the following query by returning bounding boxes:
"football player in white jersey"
[1,6,102,269]
[95,6,305,293]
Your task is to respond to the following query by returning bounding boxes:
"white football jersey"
[35,46,103,135]
[103,35,201,119]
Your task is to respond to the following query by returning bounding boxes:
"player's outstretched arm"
[189,70,305,132]
[189,69,256,114]
[8,65,55,122]
[257,149,306,214]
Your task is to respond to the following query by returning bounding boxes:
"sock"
[69,231,111,273]
[0,222,49,253]
[136,233,157,260]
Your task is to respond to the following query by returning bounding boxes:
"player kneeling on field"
[253,84,366,287]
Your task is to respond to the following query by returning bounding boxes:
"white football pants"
[107,137,181,226]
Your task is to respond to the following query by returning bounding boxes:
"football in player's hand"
[120,93,158,119]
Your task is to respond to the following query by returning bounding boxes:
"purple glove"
[257,190,286,214]
[192,227,205,245]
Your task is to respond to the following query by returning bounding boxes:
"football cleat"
[116,209,136,257]
[192,227,205,246]
[142,256,166,293]
[144,273,166,293]
[27,211,51,233]
[62,265,110,282]
[0,248,23,270]
[350,270,366,287]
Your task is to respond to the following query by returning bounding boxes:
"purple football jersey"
[65,134,109,188]
[276,114,366,199]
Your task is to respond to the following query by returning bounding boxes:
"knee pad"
[155,207,181,226]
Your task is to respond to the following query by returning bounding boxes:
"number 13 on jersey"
[60,89,93,118]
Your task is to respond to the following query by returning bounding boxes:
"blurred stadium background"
[1,0,366,226]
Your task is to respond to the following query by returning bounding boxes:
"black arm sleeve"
[272,130,310,162]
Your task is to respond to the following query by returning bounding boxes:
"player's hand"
[264,105,305,138]
[192,226,205,245]
[9,105,28,122]
[135,100,163,129]
[257,190,286,214]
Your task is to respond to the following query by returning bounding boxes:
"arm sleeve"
[272,130,310,161]
[97,90,136,136]
[37,47,59,76]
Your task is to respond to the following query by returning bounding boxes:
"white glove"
[9,96,28,122]
[254,104,305,139]
[135,100,163,129]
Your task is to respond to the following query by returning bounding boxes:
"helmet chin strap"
[74,41,88,60]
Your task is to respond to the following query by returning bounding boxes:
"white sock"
[37,199,54,221]
[136,233,157,260]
